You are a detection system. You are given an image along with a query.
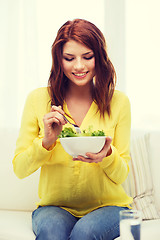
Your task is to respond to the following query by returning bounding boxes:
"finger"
[105,136,112,145]
[45,112,66,125]
[85,151,97,159]
[85,137,112,160]
[73,155,84,161]
[44,117,60,127]
[73,156,102,163]
[43,114,64,128]
[85,147,106,159]
[54,112,67,124]
[73,157,92,163]
[85,153,104,162]
[51,105,65,115]
[51,106,67,123]
[73,155,95,163]
[102,136,112,151]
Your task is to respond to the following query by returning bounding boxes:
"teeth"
[74,72,87,76]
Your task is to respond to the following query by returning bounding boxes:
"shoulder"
[113,90,130,101]
[28,87,49,98]
[112,90,130,106]
[109,90,131,125]
[26,87,50,103]
[24,87,51,112]
[110,90,131,116]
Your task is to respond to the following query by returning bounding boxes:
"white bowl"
[60,136,106,158]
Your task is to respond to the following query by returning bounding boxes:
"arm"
[12,90,66,179]
[99,95,131,184]
[12,91,52,179]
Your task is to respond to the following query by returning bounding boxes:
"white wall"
[104,0,160,130]
[125,0,160,130]
[104,0,126,91]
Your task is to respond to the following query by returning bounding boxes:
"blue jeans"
[32,205,128,240]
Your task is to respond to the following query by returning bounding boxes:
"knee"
[36,224,57,240]
[69,221,98,240]
[37,223,71,240]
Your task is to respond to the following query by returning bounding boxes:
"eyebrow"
[63,51,94,56]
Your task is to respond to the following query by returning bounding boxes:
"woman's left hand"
[73,136,112,163]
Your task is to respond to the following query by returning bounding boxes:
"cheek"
[89,59,96,77]
[88,59,95,70]
[62,60,71,74]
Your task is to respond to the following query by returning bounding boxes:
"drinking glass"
[120,209,142,240]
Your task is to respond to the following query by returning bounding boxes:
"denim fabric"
[32,205,129,240]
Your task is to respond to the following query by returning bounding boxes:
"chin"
[69,76,94,86]
[73,80,92,87]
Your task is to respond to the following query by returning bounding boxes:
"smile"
[72,72,89,77]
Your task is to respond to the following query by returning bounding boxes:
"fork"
[62,115,81,134]
[51,104,81,133]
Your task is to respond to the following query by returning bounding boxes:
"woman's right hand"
[42,105,67,150]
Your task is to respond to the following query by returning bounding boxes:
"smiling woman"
[13,18,132,240]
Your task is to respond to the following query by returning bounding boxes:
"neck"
[66,82,93,100]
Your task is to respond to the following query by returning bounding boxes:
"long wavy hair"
[48,19,116,117]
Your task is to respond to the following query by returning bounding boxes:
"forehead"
[63,40,92,54]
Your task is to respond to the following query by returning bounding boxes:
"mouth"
[72,71,89,78]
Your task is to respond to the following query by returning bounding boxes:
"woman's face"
[62,40,95,87]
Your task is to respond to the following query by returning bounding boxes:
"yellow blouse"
[13,87,133,217]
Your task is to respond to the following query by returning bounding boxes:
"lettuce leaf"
[59,126,105,138]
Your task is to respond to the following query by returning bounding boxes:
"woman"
[13,19,132,240]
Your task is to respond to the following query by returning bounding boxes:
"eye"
[63,57,74,62]
[84,55,94,60]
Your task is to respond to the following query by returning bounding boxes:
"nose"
[74,58,85,71]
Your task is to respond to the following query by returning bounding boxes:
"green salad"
[59,126,105,138]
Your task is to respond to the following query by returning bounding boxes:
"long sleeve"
[99,94,131,184]
[12,89,54,179]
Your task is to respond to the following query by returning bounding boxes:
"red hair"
[48,19,116,116]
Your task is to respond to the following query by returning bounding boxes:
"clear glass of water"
[120,209,142,240]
